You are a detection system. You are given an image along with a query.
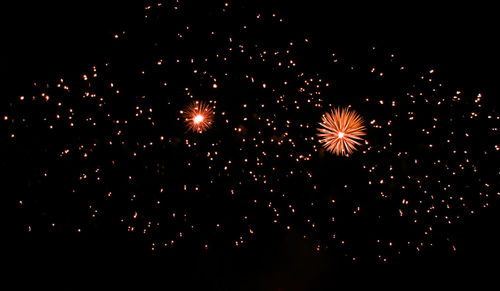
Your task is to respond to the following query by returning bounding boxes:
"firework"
[183,101,214,133]
[317,107,366,156]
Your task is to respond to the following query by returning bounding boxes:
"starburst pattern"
[183,101,214,133]
[317,107,366,156]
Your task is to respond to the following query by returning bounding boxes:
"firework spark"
[317,107,366,156]
[183,101,214,133]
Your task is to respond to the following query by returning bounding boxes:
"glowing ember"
[194,114,204,124]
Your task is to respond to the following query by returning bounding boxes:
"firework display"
[4,0,499,276]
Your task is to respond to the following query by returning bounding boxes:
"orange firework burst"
[317,107,366,156]
[183,101,214,133]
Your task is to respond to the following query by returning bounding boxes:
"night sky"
[3,0,500,288]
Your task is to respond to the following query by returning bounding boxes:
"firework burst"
[183,101,214,133]
[317,107,366,156]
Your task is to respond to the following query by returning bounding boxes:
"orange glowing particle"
[184,101,214,133]
[317,107,366,156]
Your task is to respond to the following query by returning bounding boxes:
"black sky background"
[3,0,499,287]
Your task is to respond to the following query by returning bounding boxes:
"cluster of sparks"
[3,0,499,264]
[317,107,366,156]
[183,101,214,133]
